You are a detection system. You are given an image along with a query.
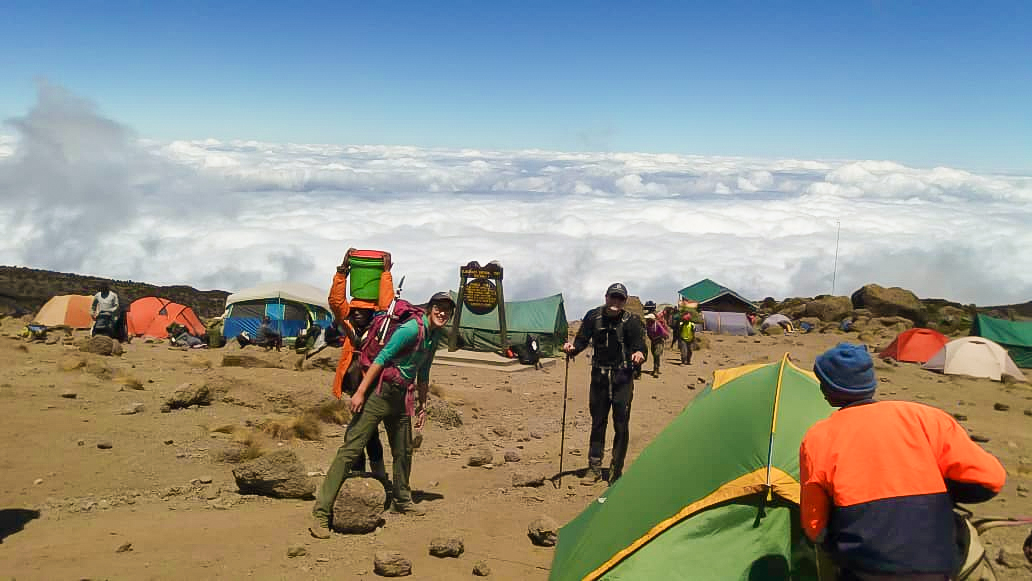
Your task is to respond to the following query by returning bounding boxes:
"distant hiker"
[257,316,283,351]
[309,291,454,539]
[562,282,646,486]
[90,282,120,338]
[800,343,1006,580]
[677,313,696,365]
[644,313,670,377]
[326,249,396,477]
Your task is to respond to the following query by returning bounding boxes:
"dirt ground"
[1,318,1030,580]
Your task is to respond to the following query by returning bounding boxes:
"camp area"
[222,281,334,342]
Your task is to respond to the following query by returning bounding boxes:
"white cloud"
[1,85,1031,317]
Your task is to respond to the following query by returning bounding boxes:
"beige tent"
[921,337,1026,382]
[34,295,94,328]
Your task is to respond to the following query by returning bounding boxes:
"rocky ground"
[1,316,1031,580]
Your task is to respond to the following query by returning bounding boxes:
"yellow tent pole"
[765,353,789,500]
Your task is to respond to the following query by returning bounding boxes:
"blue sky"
[1,1,1029,171]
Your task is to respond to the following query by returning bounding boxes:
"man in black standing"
[563,283,646,486]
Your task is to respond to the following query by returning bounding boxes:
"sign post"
[449,261,506,352]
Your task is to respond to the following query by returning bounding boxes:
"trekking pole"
[557,354,570,488]
[376,275,405,345]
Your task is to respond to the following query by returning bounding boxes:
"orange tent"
[126,297,205,338]
[879,328,949,363]
[34,295,94,328]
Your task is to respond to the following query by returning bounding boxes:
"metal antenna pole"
[832,221,841,295]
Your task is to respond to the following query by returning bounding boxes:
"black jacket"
[571,307,646,369]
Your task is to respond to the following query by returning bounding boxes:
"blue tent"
[223,282,333,341]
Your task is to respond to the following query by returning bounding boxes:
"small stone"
[530,431,543,439]
[60,390,77,399]
[97,441,113,449]
[33,478,43,485]
[952,413,968,422]
[994,403,1011,412]
[492,426,511,438]
[467,447,493,467]
[512,471,545,488]
[287,544,307,558]
[428,535,464,558]
[160,404,171,413]
[116,542,133,553]
[504,450,521,463]
[164,439,174,445]
[970,434,991,443]
[120,402,146,415]
[199,475,213,484]
[528,516,559,547]
[473,560,491,576]
[77,439,85,446]
[1017,484,1029,493]
[1024,409,1032,417]
[316,557,329,563]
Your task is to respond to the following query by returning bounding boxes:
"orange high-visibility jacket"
[800,400,1005,575]
[328,269,395,399]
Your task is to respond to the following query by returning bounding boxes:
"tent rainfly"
[127,297,205,338]
[34,295,94,328]
[550,355,833,580]
[451,292,568,357]
[970,314,1032,369]
[879,328,949,364]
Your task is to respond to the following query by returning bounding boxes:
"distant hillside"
[0,266,230,319]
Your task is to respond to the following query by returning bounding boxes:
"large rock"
[851,284,926,325]
[331,476,387,534]
[804,296,853,322]
[426,397,463,428]
[512,471,545,488]
[775,297,809,319]
[468,447,494,467]
[79,336,122,356]
[528,516,559,547]
[232,450,314,499]
[374,551,412,577]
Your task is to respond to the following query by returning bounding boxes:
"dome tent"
[126,297,205,339]
[879,328,949,364]
[921,337,1026,382]
[34,295,93,328]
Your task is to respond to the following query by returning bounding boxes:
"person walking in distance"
[562,283,646,486]
[643,313,670,377]
[677,313,696,365]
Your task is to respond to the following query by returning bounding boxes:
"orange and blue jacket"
[800,400,1006,575]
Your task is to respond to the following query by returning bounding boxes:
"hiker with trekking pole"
[562,282,646,486]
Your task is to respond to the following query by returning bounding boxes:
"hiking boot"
[608,469,622,486]
[308,515,332,539]
[390,502,427,516]
[580,465,603,485]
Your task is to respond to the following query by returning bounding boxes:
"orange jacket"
[800,400,1005,574]
[328,269,395,399]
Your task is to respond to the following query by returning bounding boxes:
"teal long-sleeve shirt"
[373,315,444,383]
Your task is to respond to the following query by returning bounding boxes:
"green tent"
[452,293,568,357]
[549,356,833,581]
[971,314,1032,368]
[678,278,757,313]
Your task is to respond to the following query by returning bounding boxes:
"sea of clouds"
[1,83,1030,317]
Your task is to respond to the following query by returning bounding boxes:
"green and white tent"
[550,355,833,581]
[971,314,1032,368]
[452,292,568,357]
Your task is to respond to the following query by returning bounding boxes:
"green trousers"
[313,382,413,521]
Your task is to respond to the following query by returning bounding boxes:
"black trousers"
[588,367,634,477]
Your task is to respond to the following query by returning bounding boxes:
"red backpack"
[358,299,426,390]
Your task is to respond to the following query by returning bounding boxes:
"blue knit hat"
[814,343,877,403]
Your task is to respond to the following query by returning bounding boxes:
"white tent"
[921,337,1026,382]
[761,314,792,330]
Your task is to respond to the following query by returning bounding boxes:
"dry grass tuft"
[187,355,213,369]
[211,429,266,463]
[211,424,237,434]
[58,355,87,372]
[309,399,352,425]
[259,413,323,441]
[114,373,144,390]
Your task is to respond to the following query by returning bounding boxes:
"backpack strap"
[592,309,631,369]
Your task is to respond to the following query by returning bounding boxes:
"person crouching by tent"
[257,316,283,351]
[644,313,670,377]
[309,292,454,539]
[562,283,646,486]
[677,313,696,365]
[800,343,1006,580]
